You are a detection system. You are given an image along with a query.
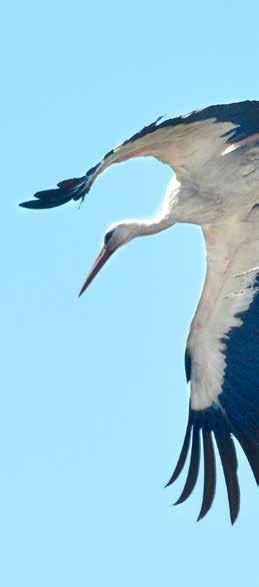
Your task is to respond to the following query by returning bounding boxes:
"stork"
[20,100,259,523]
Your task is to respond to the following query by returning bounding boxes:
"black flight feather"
[197,428,216,521]
[173,425,201,505]
[165,419,192,487]
[213,426,240,524]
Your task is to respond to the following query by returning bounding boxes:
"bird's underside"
[20,100,259,522]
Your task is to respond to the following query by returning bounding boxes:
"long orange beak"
[79,246,113,297]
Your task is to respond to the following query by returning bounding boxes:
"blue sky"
[1,0,259,585]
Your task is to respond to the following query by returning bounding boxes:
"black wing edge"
[19,164,100,210]
[18,115,166,210]
[165,403,259,524]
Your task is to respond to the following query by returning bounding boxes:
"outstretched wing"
[20,100,259,209]
[166,216,259,523]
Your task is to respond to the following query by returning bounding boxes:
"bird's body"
[20,100,259,523]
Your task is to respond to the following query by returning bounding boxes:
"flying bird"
[20,100,259,523]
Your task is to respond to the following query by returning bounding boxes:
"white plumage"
[20,100,259,523]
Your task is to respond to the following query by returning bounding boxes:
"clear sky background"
[1,1,259,585]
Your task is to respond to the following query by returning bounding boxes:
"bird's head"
[79,221,139,296]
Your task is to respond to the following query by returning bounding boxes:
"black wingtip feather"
[214,428,240,525]
[197,429,216,521]
[173,425,201,505]
[19,188,73,209]
[165,419,192,487]
[19,174,91,210]
[227,420,259,485]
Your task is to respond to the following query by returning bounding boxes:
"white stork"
[20,100,259,523]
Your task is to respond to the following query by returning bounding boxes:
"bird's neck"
[131,213,174,237]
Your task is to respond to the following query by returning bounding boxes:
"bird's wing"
[166,213,259,523]
[20,100,259,209]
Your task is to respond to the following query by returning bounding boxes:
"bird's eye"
[104,230,114,246]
